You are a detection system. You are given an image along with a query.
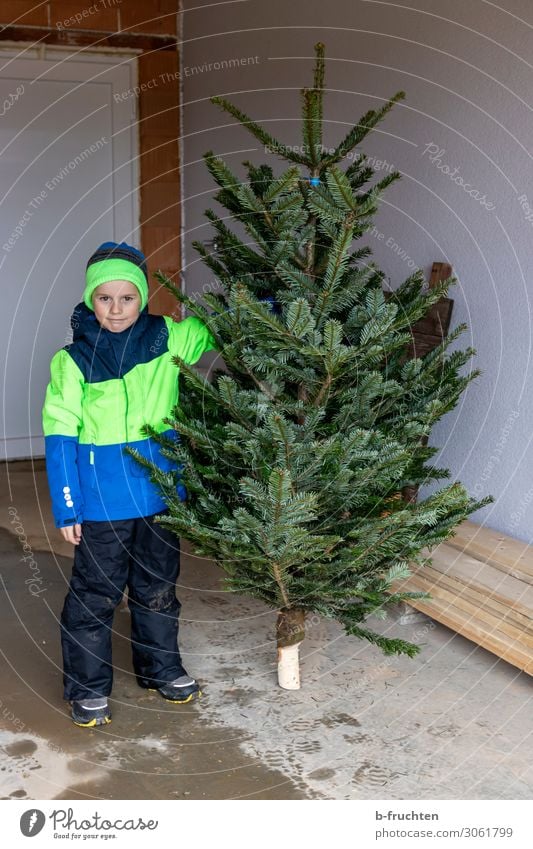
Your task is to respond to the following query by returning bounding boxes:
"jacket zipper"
[89,383,95,466]
[86,337,131,473]
[124,375,129,443]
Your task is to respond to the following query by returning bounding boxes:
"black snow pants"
[60,510,186,701]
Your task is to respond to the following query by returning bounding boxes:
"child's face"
[92,280,141,332]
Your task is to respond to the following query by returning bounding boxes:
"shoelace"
[77,697,108,709]
[167,675,195,688]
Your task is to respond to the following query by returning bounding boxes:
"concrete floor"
[1,459,532,801]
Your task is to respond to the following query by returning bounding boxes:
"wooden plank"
[396,573,533,649]
[394,589,533,674]
[385,261,455,504]
[411,300,454,337]
[427,544,533,618]
[446,520,533,583]
[382,293,454,341]
[420,564,533,633]
[429,261,453,289]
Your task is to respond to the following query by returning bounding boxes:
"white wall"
[182,0,533,542]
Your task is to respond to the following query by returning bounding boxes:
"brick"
[138,47,179,83]
[139,91,179,120]
[0,1,49,27]
[120,1,177,35]
[142,226,180,268]
[147,267,181,317]
[139,92,180,137]
[142,168,181,189]
[141,182,180,227]
[157,0,179,13]
[139,111,179,139]
[148,266,180,285]
[51,1,120,32]
[140,137,180,183]
[138,70,180,101]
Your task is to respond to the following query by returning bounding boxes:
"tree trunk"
[276,607,305,689]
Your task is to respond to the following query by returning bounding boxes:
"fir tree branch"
[272,560,291,607]
[313,372,333,408]
[210,97,311,165]
[241,361,278,402]
[321,91,406,167]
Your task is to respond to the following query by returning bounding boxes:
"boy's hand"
[60,523,82,545]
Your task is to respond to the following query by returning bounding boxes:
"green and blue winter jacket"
[42,301,216,527]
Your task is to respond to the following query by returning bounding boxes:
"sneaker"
[138,674,201,704]
[70,697,112,727]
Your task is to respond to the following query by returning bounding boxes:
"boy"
[42,242,216,727]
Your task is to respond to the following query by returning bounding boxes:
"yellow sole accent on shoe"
[72,716,112,727]
[165,689,202,704]
[142,685,202,702]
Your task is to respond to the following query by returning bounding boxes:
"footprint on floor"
[322,712,361,728]
[352,760,398,788]
[0,730,106,799]
[306,767,336,781]
[426,723,460,739]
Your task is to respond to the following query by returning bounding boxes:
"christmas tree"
[129,43,492,689]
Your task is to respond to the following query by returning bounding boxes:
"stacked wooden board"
[392,520,533,675]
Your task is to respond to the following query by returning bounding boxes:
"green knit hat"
[84,242,149,311]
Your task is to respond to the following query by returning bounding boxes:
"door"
[0,47,140,460]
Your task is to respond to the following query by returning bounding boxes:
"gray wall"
[182,0,533,541]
